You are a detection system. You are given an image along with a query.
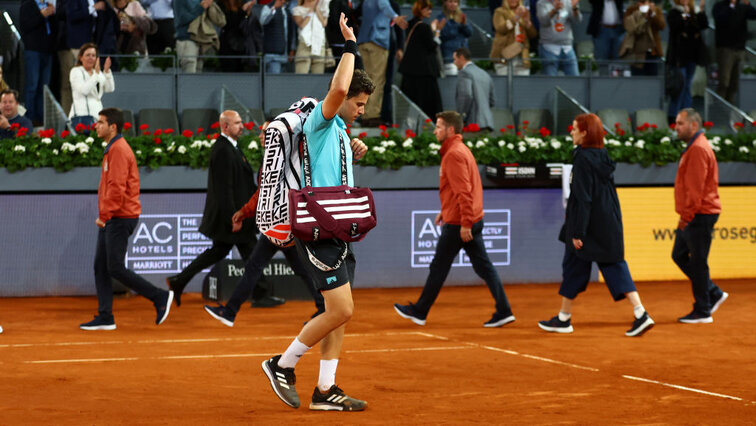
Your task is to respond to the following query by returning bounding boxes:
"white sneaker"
[0,325,3,334]
[711,292,728,314]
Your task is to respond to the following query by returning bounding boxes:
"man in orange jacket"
[394,110,515,327]
[80,107,174,330]
[672,108,728,324]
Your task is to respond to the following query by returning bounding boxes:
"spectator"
[260,0,297,73]
[19,0,57,126]
[114,0,158,55]
[292,0,329,74]
[537,0,582,76]
[491,0,537,76]
[587,0,624,66]
[619,0,665,76]
[69,43,115,130]
[174,0,210,73]
[94,0,120,70]
[240,1,264,70]
[357,0,407,127]
[380,0,403,124]
[141,0,176,54]
[219,0,256,72]
[398,0,443,120]
[454,47,494,131]
[60,0,97,115]
[0,67,9,92]
[326,0,362,65]
[666,0,707,122]
[438,0,471,76]
[712,0,756,104]
[0,89,34,139]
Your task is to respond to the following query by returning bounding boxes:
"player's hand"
[96,218,106,228]
[434,212,443,226]
[231,210,244,232]
[572,238,583,249]
[350,138,367,160]
[460,226,473,242]
[339,12,356,42]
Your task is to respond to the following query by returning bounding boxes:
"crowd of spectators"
[0,0,754,133]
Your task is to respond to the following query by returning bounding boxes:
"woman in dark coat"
[666,0,707,122]
[538,113,654,337]
[398,0,442,119]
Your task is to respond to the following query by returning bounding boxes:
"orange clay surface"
[1,279,755,425]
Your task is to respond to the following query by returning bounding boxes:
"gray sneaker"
[262,355,300,408]
[309,385,367,411]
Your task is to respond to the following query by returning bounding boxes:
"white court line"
[622,375,744,402]
[28,357,140,364]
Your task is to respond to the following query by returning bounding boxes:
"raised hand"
[103,57,112,73]
[339,12,356,42]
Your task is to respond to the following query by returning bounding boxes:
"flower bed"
[1,121,755,173]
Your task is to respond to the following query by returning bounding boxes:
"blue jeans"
[672,214,723,315]
[23,50,53,122]
[539,45,579,76]
[559,250,636,302]
[264,54,288,74]
[414,221,512,316]
[593,26,624,61]
[668,62,697,118]
[94,218,166,318]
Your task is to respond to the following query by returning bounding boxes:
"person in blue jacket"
[437,0,471,76]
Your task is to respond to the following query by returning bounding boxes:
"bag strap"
[301,127,348,187]
[404,21,421,52]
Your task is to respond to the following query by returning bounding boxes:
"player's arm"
[321,13,356,120]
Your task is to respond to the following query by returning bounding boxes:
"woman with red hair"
[538,113,655,337]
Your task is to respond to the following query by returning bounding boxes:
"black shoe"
[678,310,713,324]
[393,303,426,326]
[252,295,286,308]
[710,292,728,314]
[204,304,236,327]
[80,315,116,331]
[309,385,367,411]
[165,275,187,307]
[537,315,574,333]
[261,355,300,408]
[483,312,516,328]
[155,291,174,325]
[626,312,654,337]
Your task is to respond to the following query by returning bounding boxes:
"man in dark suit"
[167,110,274,307]
[453,48,494,131]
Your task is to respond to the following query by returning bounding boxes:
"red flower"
[212,132,219,139]
[16,127,28,137]
[669,123,676,129]
[139,123,149,131]
[615,122,621,128]
[703,121,714,128]
[752,120,756,126]
[651,124,657,129]
[618,129,625,136]
[143,131,151,135]
[539,127,551,137]
[345,127,351,135]
[153,129,163,136]
[164,128,174,134]
[380,131,389,138]
[500,128,507,133]
[405,129,416,138]
[462,125,469,132]
[243,122,255,130]
[522,120,529,125]
[182,129,194,138]
[61,130,70,138]
[210,121,220,129]
[358,132,367,139]
[197,127,204,133]
[734,122,744,129]
[378,124,387,131]
[154,137,162,145]
[567,125,573,132]
[10,122,20,130]
[391,123,399,128]
[516,131,522,136]
[507,124,515,130]
[424,118,432,123]
[123,122,132,131]
[468,123,480,132]
[75,122,87,132]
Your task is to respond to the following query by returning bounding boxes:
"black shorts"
[295,238,356,291]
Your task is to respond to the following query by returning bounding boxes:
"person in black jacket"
[712,0,756,104]
[19,0,57,125]
[538,113,654,337]
[398,0,442,120]
[666,0,707,122]
[587,0,624,66]
[166,110,262,306]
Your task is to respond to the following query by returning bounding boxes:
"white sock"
[278,338,311,369]
[558,312,571,322]
[633,305,645,319]
[318,359,339,392]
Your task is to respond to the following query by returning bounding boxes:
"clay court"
[1,279,754,424]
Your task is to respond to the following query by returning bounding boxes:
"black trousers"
[415,220,512,316]
[94,218,165,319]
[175,239,256,285]
[672,214,723,315]
[147,18,176,55]
[226,238,325,314]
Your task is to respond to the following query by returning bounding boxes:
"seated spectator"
[20,0,58,125]
[619,0,665,76]
[712,0,756,104]
[69,43,115,130]
[537,0,582,76]
[141,0,176,54]
[438,0,471,76]
[399,0,443,119]
[292,0,329,74]
[491,0,537,76]
[666,0,707,122]
[115,0,158,55]
[0,89,34,139]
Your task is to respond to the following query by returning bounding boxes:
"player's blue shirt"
[302,101,354,187]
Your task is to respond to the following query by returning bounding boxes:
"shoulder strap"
[302,129,348,187]
[404,21,421,52]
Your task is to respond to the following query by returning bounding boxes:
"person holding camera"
[114,0,157,55]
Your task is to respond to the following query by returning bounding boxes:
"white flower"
[712,136,721,144]
[483,137,489,142]
[136,150,142,155]
[739,146,749,153]
[371,146,386,154]
[625,141,633,147]
[661,136,671,144]
[635,140,645,149]
[497,140,505,147]
[167,142,176,152]
[61,142,75,152]
[712,145,721,152]
[518,146,527,153]
[380,140,396,148]
[752,139,756,147]
[566,136,573,142]
[248,141,259,150]
[41,138,52,145]
[507,143,515,150]
[191,140,203,149]
[628,136,635,141]
[178,145,187,154]
[154,148,162,154]
[402,138,413,148]
[75,142,89,154]
[475,140,486,148]
[52,149,59,155]
[203,140,213,148]
[550,140,561,149]
[466,141,473,148]
[85,137,94,144]
[428,143,441,151]
[724,139,733,145]
[429,149,439,156]
[13,145,25,152]
[102,142,107,148]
